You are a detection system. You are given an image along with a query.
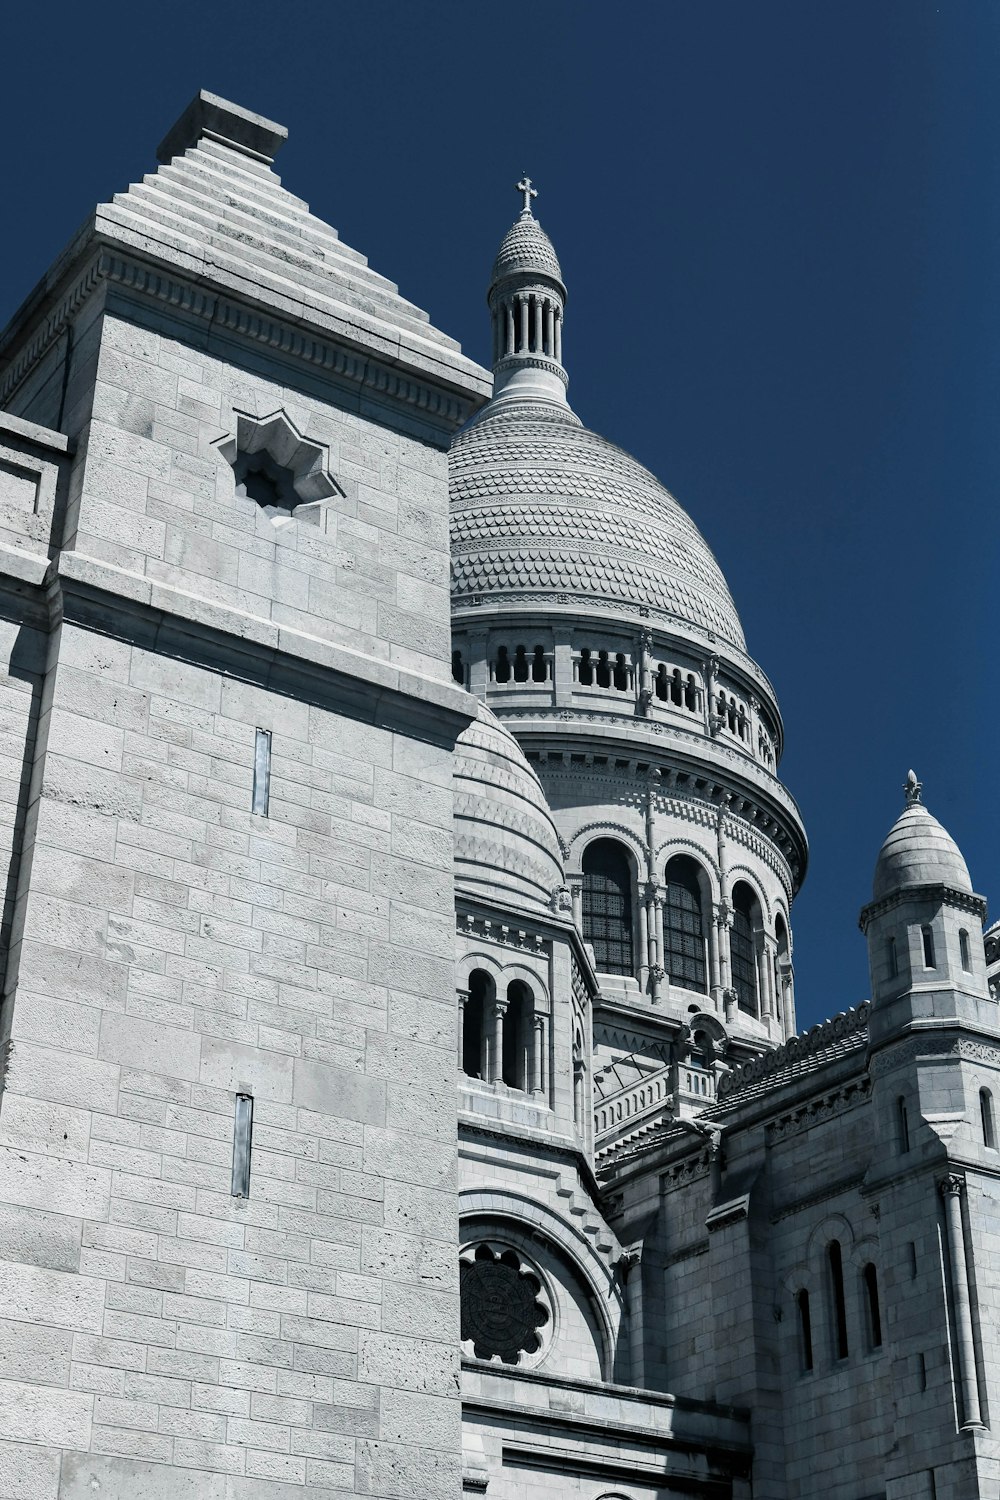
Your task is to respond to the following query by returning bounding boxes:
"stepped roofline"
[0,93,491,437]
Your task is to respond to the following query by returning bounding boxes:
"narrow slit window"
[796,1289,813,1372]
[981,1088,996,1150]
[252,728,271,816]
[828,1240,849,1359]
[898,1096,911,1154]
[863,1263,882,1349]
[921,925,935,968]
[887,935,898,979]
[231,1093,254,1198]
[960,930,972,971]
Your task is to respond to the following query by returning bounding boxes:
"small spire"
[516,175,538,218]
[904,769,923,806]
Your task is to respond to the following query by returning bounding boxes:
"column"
[651,889,665,1003]
[708,918,722,1010]
[554,309,562,363]
[545,300,554,356]
[519,297,529,353]
[531,1014,547,1100]
[456,987,469,1071]
[939,1174,984,1429]
[570,880,583,932]
[505,302,514,355]
[638,628,653,713]
[638,896,650,992]
[533,296,543,352]
[756,936,772,1020]
[487,999,508,1084]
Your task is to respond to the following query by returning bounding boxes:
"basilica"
[0,90,997,1500]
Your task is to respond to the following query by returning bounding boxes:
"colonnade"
[491,291,563,366]
[569,879,792,1033]
[457,984,548,1100]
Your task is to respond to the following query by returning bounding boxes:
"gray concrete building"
[0,91,995,1499]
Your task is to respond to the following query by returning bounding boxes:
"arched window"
[730,883,760,1015]
[578,649,594,686]
[921,925,936,968]
[654,664,668,700]
[897,1095,911,1154]
[886,935,898,979]
[462,971,492,1078]
[774,914,791,1024]
[671,667,683,705]
[513,645,530,682]
[596,650,612,689]
[663,855,707,994]
[796,1289,814,1372]
[613,653,630,691]
[572,1028,585,1128]
[582,840,634,976]
[981,1088,996,1150]
[494,646,511,683]
[863,1263,882,1349]
[827,1240,849,1359]
[531,645,548,683]
[502,981,531,1091]
[451,649,465,686]
[960,929,972,971]
[685,673,699,711]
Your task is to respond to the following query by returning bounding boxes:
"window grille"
[582,840,634,976]
[664,857,707,993]
[731,886,758,1014]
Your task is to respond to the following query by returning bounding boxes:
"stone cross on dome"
[517,176,538,218]
[904,769,923,806]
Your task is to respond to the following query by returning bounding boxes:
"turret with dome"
[450,183,809,1144]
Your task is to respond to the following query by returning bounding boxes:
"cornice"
[859,882,988,932]
[867,1027,1000,1077]
[1,245,483,434]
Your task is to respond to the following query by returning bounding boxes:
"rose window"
[460,1242,550,1365]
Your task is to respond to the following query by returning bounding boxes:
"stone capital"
[939,1172,965,1199]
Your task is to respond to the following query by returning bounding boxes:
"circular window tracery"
[460,1241,551,1365]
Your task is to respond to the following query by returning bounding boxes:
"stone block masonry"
[0,586,471,1497]
[0,89,489,1499]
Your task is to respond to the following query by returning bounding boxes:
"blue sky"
[3,1,998,1027]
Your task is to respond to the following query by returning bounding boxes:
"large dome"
[450,397,746,649]
[453,702,565,915]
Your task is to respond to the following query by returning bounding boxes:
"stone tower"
[0,92,489,1498]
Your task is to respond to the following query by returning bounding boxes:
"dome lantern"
[488,178,569,407]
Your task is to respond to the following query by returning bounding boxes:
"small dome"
[454,702,564,915]
[491,215,564,287]
[872,800,973,901]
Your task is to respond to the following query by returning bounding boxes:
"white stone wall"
[0,603,466,1497]
[65,311,454,684]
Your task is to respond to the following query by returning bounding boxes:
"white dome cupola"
[861,773,991,1040]
[449,187,809,1082]
[487,178,570,408]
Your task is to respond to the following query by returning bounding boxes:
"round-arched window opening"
[460,1242,551,1365]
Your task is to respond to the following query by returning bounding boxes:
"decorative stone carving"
[460,1243,550,1365]
[214,408,344,527]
